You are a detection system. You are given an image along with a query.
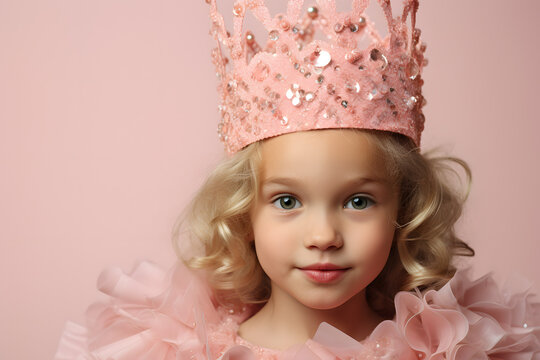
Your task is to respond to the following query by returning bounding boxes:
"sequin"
[286,88,294,99]
[370,49,388,69]
[233,3,243,16]
[367,88,378,100]
[406,59,420,79]
[327,84,336,95]
[346,82,361,93]
[406,96,418,109]
[245,31,255,44]
[314,50,331,67]
[280,116,289,125]
[269,30,279,41]
[345,50,361,63]
[307,6,318,19]
[317,75,324,84]
[349,23,359,32]
[286,84,303,106]
[252,61,269,81]
[334,23,344,33]
[370,49,381,61]
[305,92,315,102]
[341,100,348,108]
[358,16,366,25]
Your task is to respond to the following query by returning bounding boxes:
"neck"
[238,286,383,350]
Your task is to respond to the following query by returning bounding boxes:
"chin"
[297,293,353,310]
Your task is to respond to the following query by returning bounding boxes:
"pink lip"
[299,263,350,283]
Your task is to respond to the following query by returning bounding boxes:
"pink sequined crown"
[207,0,427,154]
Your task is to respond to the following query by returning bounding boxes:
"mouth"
[298,263,351,283]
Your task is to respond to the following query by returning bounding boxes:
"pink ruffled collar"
[54,261,540,360]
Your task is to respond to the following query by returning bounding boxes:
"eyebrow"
[261,176,389,188]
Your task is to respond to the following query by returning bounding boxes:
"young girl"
[54,0,540,359]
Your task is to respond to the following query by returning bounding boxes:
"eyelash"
[271,194,375,211]
[271,195,301,210]
[344,195,375,210]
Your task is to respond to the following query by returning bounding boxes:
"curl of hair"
[363,130,474,318]
[173,142,269,309]
[174,130,474,316]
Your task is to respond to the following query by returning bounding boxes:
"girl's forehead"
[259,129,389,180]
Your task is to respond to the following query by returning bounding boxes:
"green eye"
[273,195,301,210]
[345,195,374,210]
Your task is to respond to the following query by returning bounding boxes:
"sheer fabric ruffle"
[54,261,540,360]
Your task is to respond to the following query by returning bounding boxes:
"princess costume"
[54,0,540,358]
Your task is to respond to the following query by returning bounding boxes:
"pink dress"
[54,261,540,360]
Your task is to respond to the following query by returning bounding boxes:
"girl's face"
[250,129,399,310]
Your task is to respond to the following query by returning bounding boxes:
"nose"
[303,209,343,251]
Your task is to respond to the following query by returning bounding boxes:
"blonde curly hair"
[172,129,474,317]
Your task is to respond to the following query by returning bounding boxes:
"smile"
[298,263,350,284]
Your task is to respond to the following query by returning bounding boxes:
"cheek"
[251,214,294,269]
[346,220,395,262]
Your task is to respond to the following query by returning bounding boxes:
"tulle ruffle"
[55,262,540,360]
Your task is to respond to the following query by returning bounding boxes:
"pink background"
[1,1,539,358]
